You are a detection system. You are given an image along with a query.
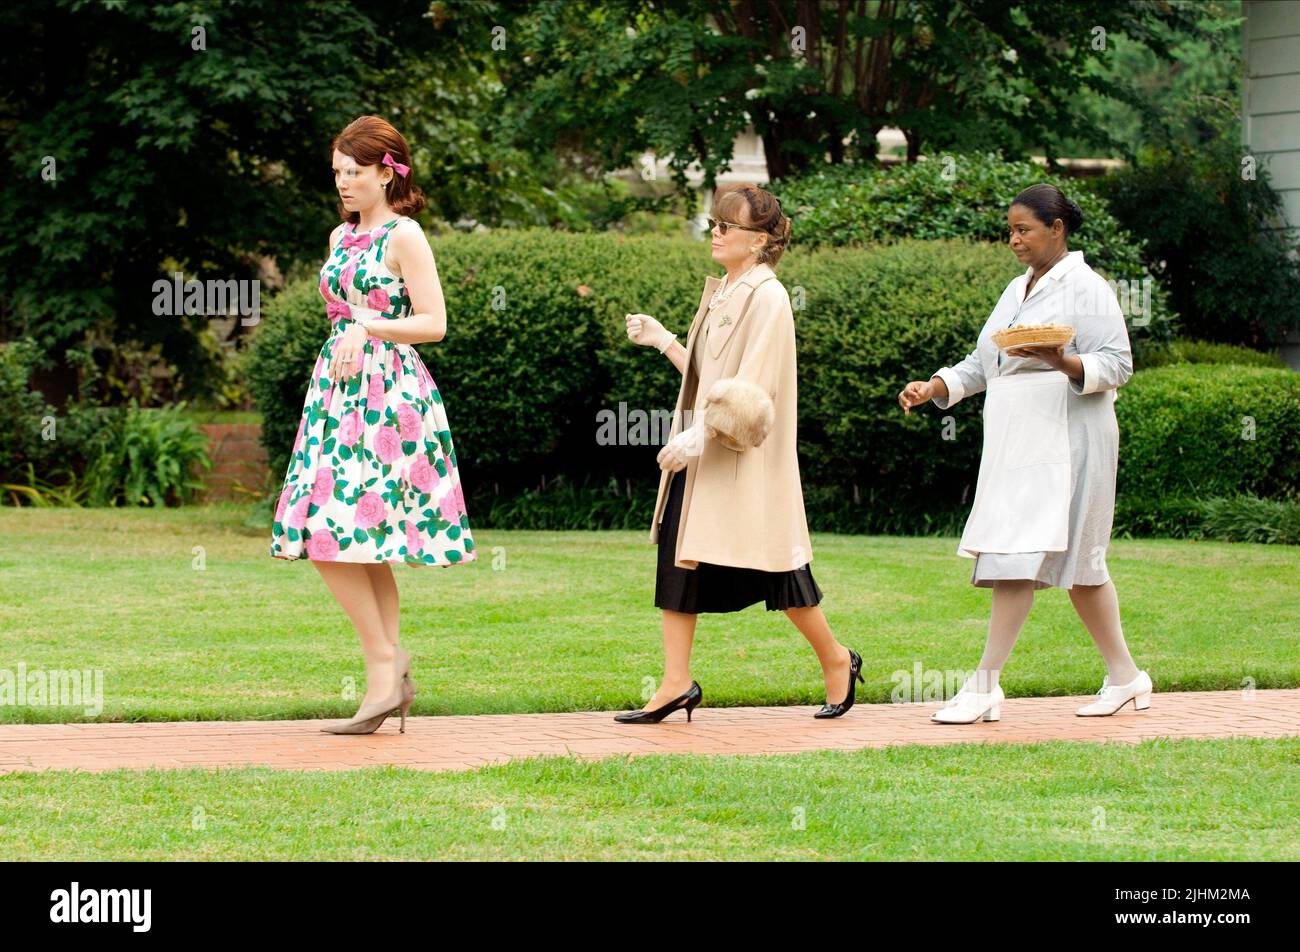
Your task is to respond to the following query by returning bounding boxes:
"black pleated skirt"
[654,468,823,614]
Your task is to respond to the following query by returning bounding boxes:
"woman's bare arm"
[361,222,446,345]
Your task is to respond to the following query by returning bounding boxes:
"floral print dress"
[269,216,477,567]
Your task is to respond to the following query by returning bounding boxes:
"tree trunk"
[759,121,795,180]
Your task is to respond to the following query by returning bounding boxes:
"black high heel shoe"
[814,648,864,719]
[614,681,703,723]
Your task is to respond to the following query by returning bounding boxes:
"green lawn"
[1,738,1295,860]
[1,505,1296,723]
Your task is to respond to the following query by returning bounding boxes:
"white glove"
[657,422,709,472]
[625,313,676,352]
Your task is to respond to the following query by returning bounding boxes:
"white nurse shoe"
[931,678,1004,724]
[1076,670,1153,716]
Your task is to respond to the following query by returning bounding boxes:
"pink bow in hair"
[326,300,352,325]
[382,152,410,177]
[340,230,372,253]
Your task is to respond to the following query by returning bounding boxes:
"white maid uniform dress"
[930,249,1133,590]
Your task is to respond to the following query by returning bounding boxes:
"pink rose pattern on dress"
[374,425,402,464]
[310,467,335,504]
[338,410,362,446]
[408,457,438,493]
[269,216,476,567]
[366,368,385,409]
[396,403,421,442]
[306,532,339,561]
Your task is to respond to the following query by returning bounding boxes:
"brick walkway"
[1,690,1296,774]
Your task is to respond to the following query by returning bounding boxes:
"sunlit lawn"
[1,738,1295,860]
[1,505,1296,723]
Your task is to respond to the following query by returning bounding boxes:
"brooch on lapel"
[718,314,732,326]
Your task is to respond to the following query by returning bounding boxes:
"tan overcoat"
[648,262,814,572]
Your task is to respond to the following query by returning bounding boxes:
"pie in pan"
[991,323,1074,350]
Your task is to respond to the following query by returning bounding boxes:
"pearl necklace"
[708,264,759,322]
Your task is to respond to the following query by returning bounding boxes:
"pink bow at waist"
[326,301,388,328]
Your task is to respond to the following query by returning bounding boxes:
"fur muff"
[702,377,775,451]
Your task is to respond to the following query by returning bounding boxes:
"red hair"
[330,115,427,223]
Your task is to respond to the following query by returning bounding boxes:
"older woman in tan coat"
[616,184,863,724]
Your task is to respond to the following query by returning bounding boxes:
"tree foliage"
[499,0,1201,186]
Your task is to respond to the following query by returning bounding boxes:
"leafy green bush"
[1,396,210,508]
[471,473,656,531]
[1199,495,1300,546]
[1114,365,1300,534]
[1136,337,1285,370]
[429,230,704,479]
[1116,493,1300,544]
[769,152,1174,349]
[1112,494,1206,540]
[781,239,1021,528]
[246,231,1296,538]
[1098,139,1300,347]
[43,406,130,506]
[0,340,133,504]
[80,401,211,506]
[246,230,707,493]
[0,338,57,483]
[244,276,334,481]
[247,232,1023,531]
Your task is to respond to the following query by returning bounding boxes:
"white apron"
[957,370,1071,558]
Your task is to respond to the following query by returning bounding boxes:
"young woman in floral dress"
[270,115,476,734]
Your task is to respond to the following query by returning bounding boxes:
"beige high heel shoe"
[321,652,413,735]
[399,666,416,720]
[396,644,415,692]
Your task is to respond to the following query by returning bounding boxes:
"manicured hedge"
[247,231,1017,525]
[1113,364,1300,534]
[246,230,1294,536]
[769,152,1175,351]
[1135,337,1286,371]
[783,239,1018,522]
[247,231,707,486]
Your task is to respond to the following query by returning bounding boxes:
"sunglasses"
[707,218,766,236]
